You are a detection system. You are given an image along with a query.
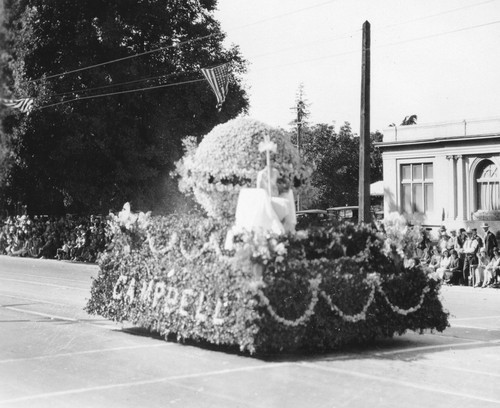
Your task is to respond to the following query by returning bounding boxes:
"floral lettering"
[179,289,194,316]
[152,282,166,308]
[125,278,136,303]
[164,286,179,313]
[112,275,128,300]
[195,292,207,322]
[212,298,224,325]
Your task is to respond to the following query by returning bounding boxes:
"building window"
[476,160,499,211]
[401,163,434,214]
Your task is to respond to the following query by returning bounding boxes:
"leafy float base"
[86,209,449,354]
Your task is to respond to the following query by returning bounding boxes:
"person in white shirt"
[474,247,489,287]
[462,228,479,286]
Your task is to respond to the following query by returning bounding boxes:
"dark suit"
[484,230,498,259]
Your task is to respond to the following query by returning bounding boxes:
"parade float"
[86,117,448,354]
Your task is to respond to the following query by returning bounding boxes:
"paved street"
[0,255,499,408]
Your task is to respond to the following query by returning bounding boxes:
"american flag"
[201,63,230,111]
[1,97,34,114]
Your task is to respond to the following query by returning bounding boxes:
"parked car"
[327,206,359,223]
[296,209,328,228]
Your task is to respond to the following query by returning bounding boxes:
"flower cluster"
[381,212,422,262]
[108,202,151,235]
[173,117,311,219]
[232,229,288,265]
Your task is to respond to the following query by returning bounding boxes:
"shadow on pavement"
[108,323,500,365]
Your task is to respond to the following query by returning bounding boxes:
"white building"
[378,117,500,231]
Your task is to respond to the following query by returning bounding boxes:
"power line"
[49,71,184,98]
[26,0,341,85]
[27,36,211,84]
[376,0,498,31]
[34,17,500,110]
[374,19,500,49]
[24,0,498,99]
[36,77,205,111]
[234,0,342,30]
[248,19,500,72]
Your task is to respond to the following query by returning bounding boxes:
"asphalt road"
[0,255,499,408]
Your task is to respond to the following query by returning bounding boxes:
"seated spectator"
[0,213,109,263]
[447,249,461,285]
[420,240,432,266]
[10,231,29,257]
[428,246,441,272]
[39,226,60,259]
[483,247,500,288]
[435,249,451,281]
[474,247,489,287]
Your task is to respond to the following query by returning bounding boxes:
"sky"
[214,0,500,133]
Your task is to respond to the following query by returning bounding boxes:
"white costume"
[232,166,296,235]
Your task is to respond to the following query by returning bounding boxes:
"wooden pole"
[359,20,371,223]
[296,102,303,211]
[266,149,272,202]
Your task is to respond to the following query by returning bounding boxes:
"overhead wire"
[375,0,498,32]
[374,19,500,49]
[26,0,342,85]
[33,17,500,111]
[27,0,500,111]
[243,19,500,73]
[36,77,205,111]
[32,0,496,101]
[49,71,184,98]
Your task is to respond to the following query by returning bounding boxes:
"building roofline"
[376,133,500,149]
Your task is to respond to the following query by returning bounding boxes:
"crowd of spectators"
[0,214,109,263]
[416,223,500,287]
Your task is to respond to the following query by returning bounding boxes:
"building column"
[456,155,466,220]
[446,155,456,220]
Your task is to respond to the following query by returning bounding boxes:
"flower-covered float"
[86,117,448,354]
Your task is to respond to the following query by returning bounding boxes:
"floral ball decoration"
[175,117,311,219]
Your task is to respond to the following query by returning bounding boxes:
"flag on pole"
[201,63,230,111]
[1,97,34,114]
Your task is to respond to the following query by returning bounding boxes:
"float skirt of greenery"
[86,209,449,354]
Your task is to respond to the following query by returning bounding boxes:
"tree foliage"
[292,122,383,209]
[0,0,249,215]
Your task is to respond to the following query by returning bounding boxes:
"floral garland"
[255,276,321,327]
[377,285,430,315]
[320,282,377,323]
[254,273,431,325]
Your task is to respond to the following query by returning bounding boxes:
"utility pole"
[359,20,371,223]
[296,100,303,211]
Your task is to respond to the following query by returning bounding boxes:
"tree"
[295,121,383,209]
[0,0,249,215]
